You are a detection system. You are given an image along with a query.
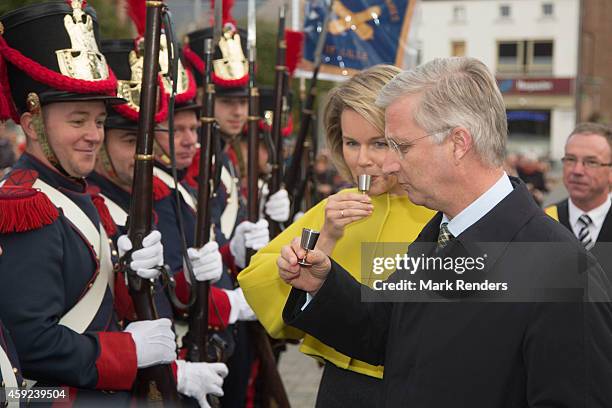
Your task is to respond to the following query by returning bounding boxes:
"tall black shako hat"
[103,0,198,131]
[258,86,294,138]
[184,23,250,98]
[0,0,122,122]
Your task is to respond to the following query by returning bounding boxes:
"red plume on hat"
[210,0,237,26]
[126,0,147,38]
[285,29,304,76]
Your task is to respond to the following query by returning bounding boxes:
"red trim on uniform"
[88,191,118,237]
[285,29,304,76]
[259,115,293,138]
[0,36,118,122]
[112,76,169,123]
[245,358,260,408]
[219,243,238,277]
[173,272,230,329]
[209,286,230,328]
[95,332,138,390]
[171,360,178,382]
[114,270,137,322]
[183,148,200,189]
[174,269,190,306]
[0,169,59,232]
[175,68,197,104]
[153,176,171,201]
[212,71,249,88]
[183,44,205,75]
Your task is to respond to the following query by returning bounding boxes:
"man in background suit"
[276,57,612,407]
[545,123,611,273]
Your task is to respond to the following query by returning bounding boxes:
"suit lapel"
[596,207,612,242]
[557,199,570,230]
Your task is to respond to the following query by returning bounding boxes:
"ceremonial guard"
[0,318,24,407]
[0,1,176,405]
[184,15,291,404]
[87,6,230,405]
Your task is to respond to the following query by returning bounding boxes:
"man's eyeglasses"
[561,156,612,169]
[386,128,451,159]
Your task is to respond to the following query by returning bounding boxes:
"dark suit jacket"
[552,198,612,243]
[284,179,612,407]
[551,198,612,276]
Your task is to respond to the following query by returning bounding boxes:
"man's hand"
[176,360,228,408]
[264,188,291,222]
[230,220,270,268]
[184,241,223,284]
[277,237,331,295]
[124,318,177,368]
[117,230,164,279]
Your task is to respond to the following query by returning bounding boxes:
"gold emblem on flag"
[329,1,381,41]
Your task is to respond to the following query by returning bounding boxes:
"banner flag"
[296,0,417,80]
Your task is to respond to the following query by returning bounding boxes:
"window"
[451,41,466,57]
[529,41,553,72]
[452,5,466,22]
[498,42,521,66]
[542,3,554,16]
[500,5,511,18]
[497,40,554,75]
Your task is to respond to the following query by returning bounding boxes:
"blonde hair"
[324,64,402,181]
[376,57,507,167]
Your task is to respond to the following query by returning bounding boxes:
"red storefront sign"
[496,77,574,95]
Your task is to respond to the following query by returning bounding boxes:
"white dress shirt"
[441,172,514,236]
[568,197,611,243]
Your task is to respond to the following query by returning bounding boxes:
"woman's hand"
[318,192,373,253]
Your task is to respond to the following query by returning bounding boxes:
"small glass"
[298,228,320,266]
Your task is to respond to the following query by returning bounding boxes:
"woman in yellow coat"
[238,65,434,407]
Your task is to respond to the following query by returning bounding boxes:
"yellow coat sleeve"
[238,197,328,340]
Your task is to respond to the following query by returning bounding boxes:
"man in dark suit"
[545,123,612,272]
[276,57,612,407]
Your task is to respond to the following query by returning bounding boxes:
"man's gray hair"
[376,57,507,166]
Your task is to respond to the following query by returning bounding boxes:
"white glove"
[117,230,164,279]
[124,318,177,368]
[184,241,222,284]
[176,360,228,408]
[264,188,291,223]
[229,219,270,268]
[224,288,257,323]
[293,211,305,222]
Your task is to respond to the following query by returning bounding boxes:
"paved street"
[279,344,323,408]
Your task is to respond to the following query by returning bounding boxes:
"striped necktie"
[577,214,594,250]
[437,222,454,249]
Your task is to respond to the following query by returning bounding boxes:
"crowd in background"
[0,121,577,208]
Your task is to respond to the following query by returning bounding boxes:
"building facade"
[415,0,580,159]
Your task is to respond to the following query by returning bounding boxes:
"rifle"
[126,0,180,404]
[245,3,291,407]
[267,5,287,236]
[285,1,332,217]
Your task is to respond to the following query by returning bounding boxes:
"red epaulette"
[152,175,171,201]
[87,185,118,237]
[0,169,59,233]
